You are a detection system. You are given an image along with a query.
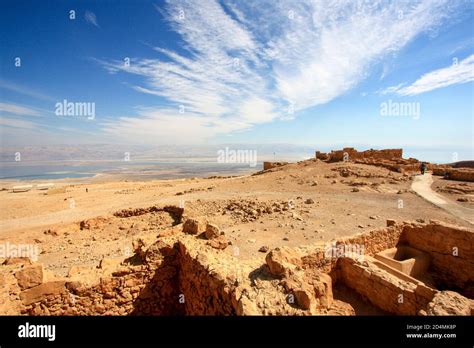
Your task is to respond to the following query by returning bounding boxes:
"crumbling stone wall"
[300,223,404,274]
[11,236,261,316]
[263,161,289,170]
[316,148,403,162]
[19,240,183,316]
[266,221,473,315]
[399,222,474,297]
[432,167,474,182]
[3,220,473,317]
[337,257,435,315]
[315,147,429,174]
[176,241,239,315]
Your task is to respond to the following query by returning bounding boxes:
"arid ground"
[1,158,472,278]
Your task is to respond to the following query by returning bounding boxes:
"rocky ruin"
[316,147,474,180]
[315,147,426,174]
[263,161,289,171]
[316,147,403,162]
[432,167,474,182]
[1,216,472,316]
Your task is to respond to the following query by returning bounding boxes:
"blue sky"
[0,0,473,162]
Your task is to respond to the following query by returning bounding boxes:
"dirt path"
[411,173,474,225]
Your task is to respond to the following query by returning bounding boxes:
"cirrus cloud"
[100,0,466,144]
[383,54,474,96]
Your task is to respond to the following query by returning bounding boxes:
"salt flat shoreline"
[0,166,259,186]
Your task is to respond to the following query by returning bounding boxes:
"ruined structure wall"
[263,161,289,170]
[337,258,435,315]
[18,237,242,316]
[315,148,403,163]
[399,223,474,297]
[176,241,238,315]
[301,225,404,274]
[446,169,474,182]
[429,166,474,182]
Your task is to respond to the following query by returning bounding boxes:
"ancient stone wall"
[337,257,435,315]
[3,220,472,316]
[263,161,289,170]
[300,223,404,273]
[18,240,181,316]
[175,240,239,315]
[315,148,403,163]
[399,222,474,297]
[430,166,474,182]
[12,236,245,316]
[267,221,473,315]
[446,168,474,182]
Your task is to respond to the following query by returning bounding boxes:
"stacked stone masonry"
[1,220,472,316]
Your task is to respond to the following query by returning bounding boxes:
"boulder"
[14,264,43,290]
[183,218,204,235]
[206,235,229,250]
[284,269,333,310]
[205,224,220,240]
[265,247,302,276]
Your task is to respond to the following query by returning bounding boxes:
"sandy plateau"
[0,149,473,316]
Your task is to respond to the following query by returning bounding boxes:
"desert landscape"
[1,147,473,316]
[2,1,474,346]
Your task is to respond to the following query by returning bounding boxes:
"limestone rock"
[183,218,204,235]
[14,264,43,290]
[206,235,229,250]
[205,224,220,240]
[20,281,67,306]
[98,257,123,270]
[2,257,32,266]
[425,291,472,316]
[265,247,302,276]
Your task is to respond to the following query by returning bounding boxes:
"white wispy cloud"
[101,0,464,144]
[0,79,55,101]
[0,117,36,129]
[384,54,474,96]
[85,11,100,28]
[0,102,41,116]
